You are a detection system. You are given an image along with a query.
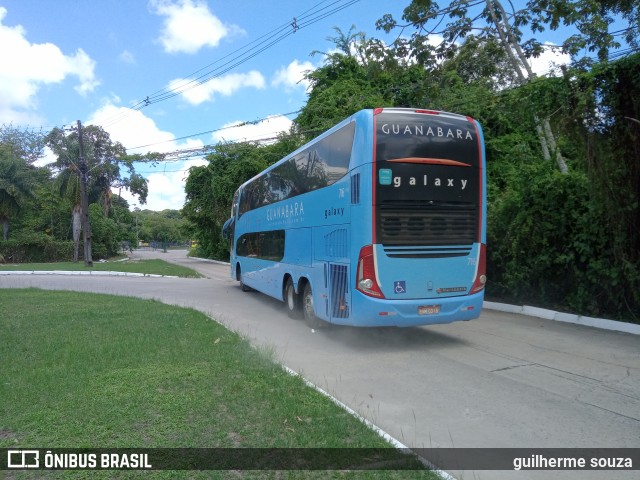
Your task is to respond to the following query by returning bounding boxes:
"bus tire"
[284,277,302,319]
[237,265,250,292]
[302,282,325,328]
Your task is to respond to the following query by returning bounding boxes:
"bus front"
[353,108,486,327]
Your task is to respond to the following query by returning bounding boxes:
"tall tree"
[45,124,148,262]
[0,146,35,240]
[0,124,46,165]
[376,0,640,172]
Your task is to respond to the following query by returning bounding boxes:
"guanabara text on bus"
[222,108,487,327]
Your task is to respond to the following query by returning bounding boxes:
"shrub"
[0,233,74,263]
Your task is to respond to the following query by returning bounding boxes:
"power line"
[97,0,360,129]
[129,126,326,165]
[125,109,302,151]
[141,0,359,106]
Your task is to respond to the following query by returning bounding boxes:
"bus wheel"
[302,283,325,328]
[284,278,302,319]
[237,265,250,292]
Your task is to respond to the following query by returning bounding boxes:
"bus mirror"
[222,218,234,240]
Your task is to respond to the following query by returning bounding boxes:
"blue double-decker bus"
[223,108,486,327]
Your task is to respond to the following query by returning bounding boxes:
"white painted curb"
[484,301,640,335]
[282,366,456,480]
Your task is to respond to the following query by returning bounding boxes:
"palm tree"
[45,124,149,263]
[0,146,34,240]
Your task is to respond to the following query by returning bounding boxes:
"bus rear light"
[415,109,440,115]
[470,244,487,294]
[356,245,385,298]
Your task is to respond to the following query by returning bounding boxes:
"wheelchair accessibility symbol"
[394,281,406,294]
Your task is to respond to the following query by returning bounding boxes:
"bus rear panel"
[346,109,486,326]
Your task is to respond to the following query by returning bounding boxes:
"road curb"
[484,301,640,335]
[282,366,456,480]
[187,256,231,266]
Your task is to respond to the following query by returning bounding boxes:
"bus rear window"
[376,112,479,167]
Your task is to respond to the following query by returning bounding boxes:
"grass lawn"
[0,289,436,479]
[0,259,201,278]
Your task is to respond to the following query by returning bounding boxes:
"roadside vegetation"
[0,289,434,478]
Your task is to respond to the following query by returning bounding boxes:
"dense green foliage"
[0,124,191,262]
[134,208,190,246]
[0,125,152,261]
[0,232,73,263]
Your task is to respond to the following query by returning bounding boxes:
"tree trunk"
[487,0,569,173]
[1,216,8,241]
[72,204,81,262]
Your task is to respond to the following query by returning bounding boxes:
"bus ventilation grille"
[378,203,477,246]
[325,228,348,258]
[330,264,349,319]
[351,173,360,204]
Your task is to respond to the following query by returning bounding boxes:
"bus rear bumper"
[337,291,484,327]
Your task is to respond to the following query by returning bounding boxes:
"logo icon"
[394,281,406,294]
[379,169,392,185]
[8,450,40,469]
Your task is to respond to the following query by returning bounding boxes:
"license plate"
[418,305,441,315]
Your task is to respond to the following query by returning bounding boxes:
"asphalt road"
[2,249,638,480]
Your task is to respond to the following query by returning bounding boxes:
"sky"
[0,0,575,211]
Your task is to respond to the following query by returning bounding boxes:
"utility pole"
[77,120,93,267]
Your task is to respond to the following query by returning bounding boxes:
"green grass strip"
[0,259,200,278]
[0,289,436,479]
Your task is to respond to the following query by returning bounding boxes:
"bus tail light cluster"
[356,245,385,298]
[470,243,487,294]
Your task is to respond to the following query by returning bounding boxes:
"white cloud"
[68,49,99,96]
[119,50,136,64]
[131,159,207,211]
[33,146,57,168]
[528,42,571,76]
[168,70,265,105]
[213,114,292,144]
[149,0,243,54]
[87,102,206,210]
[0,7,99,123]
[272,59,315,91]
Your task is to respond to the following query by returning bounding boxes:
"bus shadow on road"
[317,323,469,352]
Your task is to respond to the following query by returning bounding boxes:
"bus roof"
[236,107,477,192]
